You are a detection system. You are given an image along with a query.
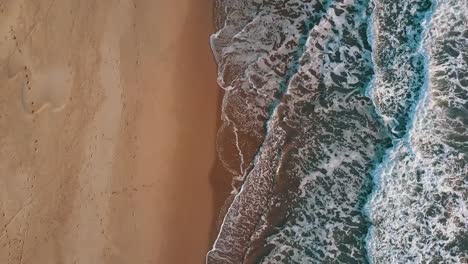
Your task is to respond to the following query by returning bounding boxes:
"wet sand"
[0,0,220,263]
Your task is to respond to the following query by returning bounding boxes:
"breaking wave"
[208,0,467,263]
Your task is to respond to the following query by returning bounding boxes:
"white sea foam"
[208,0,467,263]
[368,0,468,262]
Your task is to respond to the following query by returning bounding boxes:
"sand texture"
[0,0,219,263]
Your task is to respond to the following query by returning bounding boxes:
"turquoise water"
[208,0,467,263]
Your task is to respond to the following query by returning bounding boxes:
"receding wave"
[208,0,467,263]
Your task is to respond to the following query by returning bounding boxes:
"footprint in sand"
[2,10,73,115]
[21,65,73,114]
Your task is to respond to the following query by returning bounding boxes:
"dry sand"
[0,0,221,263]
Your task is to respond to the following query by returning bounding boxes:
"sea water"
[207,0,467,263]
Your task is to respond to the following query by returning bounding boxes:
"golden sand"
[0,0,219,263]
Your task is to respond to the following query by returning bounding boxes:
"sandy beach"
[0,0,220,263]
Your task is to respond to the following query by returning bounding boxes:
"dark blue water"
[208,0,468,263]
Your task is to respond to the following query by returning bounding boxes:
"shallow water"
[208,0,468,263]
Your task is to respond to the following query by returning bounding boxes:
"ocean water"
[208,0,467,263]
